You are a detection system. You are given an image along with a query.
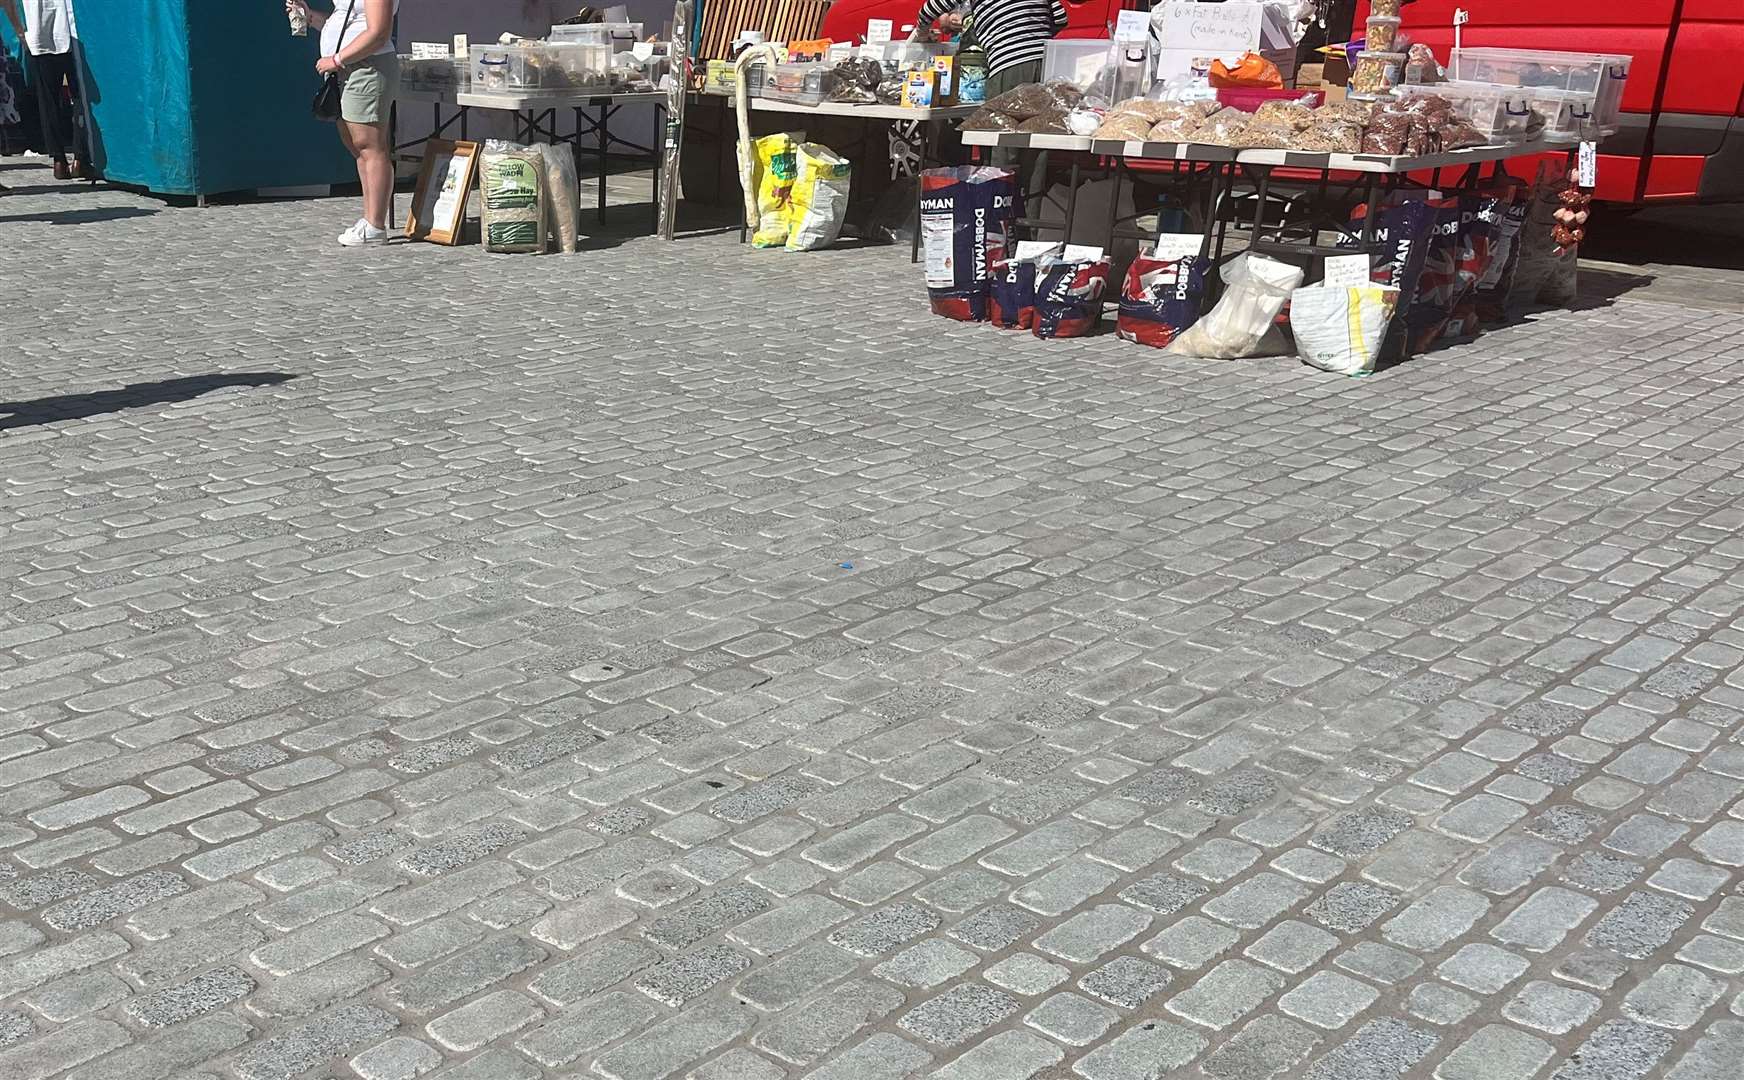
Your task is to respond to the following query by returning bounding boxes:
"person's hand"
[937,12,965,32]
[316,55,344,75]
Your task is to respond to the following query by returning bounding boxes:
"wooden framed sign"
[406,139,479,245]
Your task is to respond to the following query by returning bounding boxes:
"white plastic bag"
[785,142,852,252]
[535,143,580,254]
[1290,285,1399,376]
[1165,254,1304,359]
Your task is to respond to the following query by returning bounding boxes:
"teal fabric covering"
[58,0,355,195]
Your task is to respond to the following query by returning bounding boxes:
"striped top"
[918,0,1068,76]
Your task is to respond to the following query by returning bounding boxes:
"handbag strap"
[330,0,361,63]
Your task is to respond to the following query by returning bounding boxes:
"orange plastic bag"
[1209,52,1283,89]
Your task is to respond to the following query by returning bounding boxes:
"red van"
[820,0,1744,204]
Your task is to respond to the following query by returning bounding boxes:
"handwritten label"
[1115,10,1150,44]
[1155,1,1263,54]
[1577,141,1597,187]
[1063,244,1105,262]
[865,18,893,45]
[411,41,450,59]
[452,34,469,56]
[1322,254,1372,289]
[1453,8,1471,25]
[1015,240,1062,261]
[1153,232,1204,261]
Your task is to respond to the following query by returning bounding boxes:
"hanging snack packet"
[1116,253,1208,348]
[921,166,1020,321]
[785,143,852,252]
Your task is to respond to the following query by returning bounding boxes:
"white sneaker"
[337,219,389,247]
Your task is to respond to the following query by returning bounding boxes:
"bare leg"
[343,120,392,230]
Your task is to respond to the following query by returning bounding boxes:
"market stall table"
[962,129,1576,275]
[741,98,981,261]
[395,88,670,230]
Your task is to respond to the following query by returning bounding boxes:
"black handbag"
[310,0,358,122]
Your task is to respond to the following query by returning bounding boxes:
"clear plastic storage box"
[1399,80,1533,144]
[399,55,468,92]
[469,42,611,93]
[550,22,644,53]
[1450,47,1630,133]
[860,41,953,77]
[1043,38,1113,89]
[1519,86,1600,140]
[759,62,832,105]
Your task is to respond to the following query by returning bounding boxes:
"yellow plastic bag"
[744,132,801,248]
[785,143,852,252]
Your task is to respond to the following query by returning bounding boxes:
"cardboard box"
[932,54,958,104]
[902,68,937,108]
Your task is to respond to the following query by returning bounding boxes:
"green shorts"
[341,53,400,125]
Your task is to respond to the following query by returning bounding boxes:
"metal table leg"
[910,119,933,264]
[598,102,610,226]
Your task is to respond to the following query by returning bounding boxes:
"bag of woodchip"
[535,143,580,254]
[479,140,547,254]
[785,142,852,252]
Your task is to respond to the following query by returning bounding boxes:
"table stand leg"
[598,103,610,227]
[911,121,936,264]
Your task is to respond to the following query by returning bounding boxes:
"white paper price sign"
[1322,254,1373,289]
[411,41,450,59]
[1114,9,1150,43]
[1153,232,1204,261]
[865,18,893,44]
[1577,141,1597,187]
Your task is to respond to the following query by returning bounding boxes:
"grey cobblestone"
[4,178,1744,1079]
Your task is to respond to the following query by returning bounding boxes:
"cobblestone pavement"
[4,164,1744,1080]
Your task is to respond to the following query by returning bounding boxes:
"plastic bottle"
[958,45,988,104]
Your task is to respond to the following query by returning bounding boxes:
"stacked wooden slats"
[766,0,830,46]
[696,0,831,59]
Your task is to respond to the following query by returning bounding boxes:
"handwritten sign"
[1577,141,1597,187]
[1154,1,1263,55]
[1322,254,1373,289]
[1114,10,1150,44]
[1153,232,1204,261]
[865,18,893,45]
[411,42,450,59]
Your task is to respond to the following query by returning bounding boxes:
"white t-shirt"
[320,0,401,59]
[21,0,74,56]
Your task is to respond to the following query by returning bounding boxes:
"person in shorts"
[289,0,401,246]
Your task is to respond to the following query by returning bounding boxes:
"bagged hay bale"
[535,143,581,254]
[479,140,547,254]
[785,143,852,252]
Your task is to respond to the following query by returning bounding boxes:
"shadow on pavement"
[0,206,158,226]
[0,373,297,430]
